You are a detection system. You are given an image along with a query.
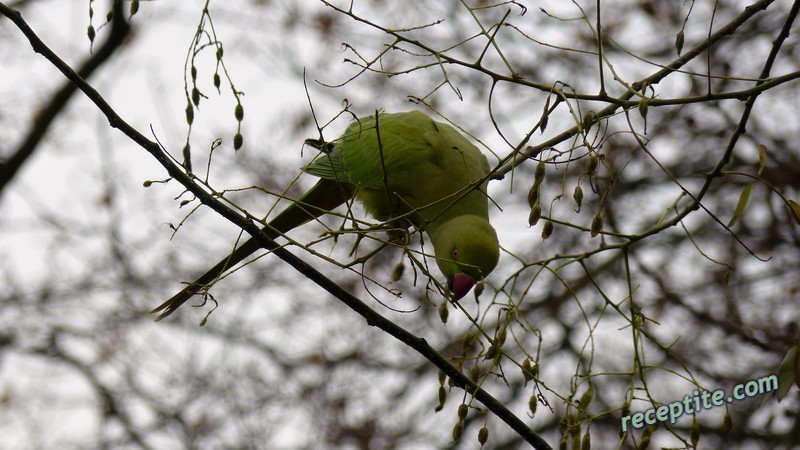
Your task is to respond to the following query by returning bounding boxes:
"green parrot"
[151,110,499,320]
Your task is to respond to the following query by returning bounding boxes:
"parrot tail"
[150,178,355,321]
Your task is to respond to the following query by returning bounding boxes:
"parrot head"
[431,216,499,301]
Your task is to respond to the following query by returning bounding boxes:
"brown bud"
[142,180,153,188]
[452,420,464,441]
[233,133,243,150]
[590,213,603,237]
[573,185,583,210]
[213,73,221,89]
[185,103,194,125]
[535,160,545,184]
[527,183,539,208]
[87,25,96,43]
[235,103,244,122]
[438,300,449,324]
[216,44,224,61]
[529,394,537,415]
[675,30,685,55]
[457,403,468,421]
[130,0,139,15]
[585,155,598,175]
[478,426,489,445]
[391,261,404,281]
[529,204,542,226]
[542,219,553,240]
[191,65,197,81]
[483,344,499,360]
[192,87,200,107]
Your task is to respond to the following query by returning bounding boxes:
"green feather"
[153,110,499,320]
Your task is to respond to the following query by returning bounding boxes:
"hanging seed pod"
[585,155,598,175]
[142,180,153,188]
[573,185,584,210]
[235,103,244,122]
[590,213,603,237]
[527,183,540,208]
[529,204,542,226]
[130,0,139,15]
[233,133,243,150]
[542,219,554,240]
[478,426,489,445]
[582,430,591,450]
[191,87,200,107]
[438,300,449,324]
[675,30,685,55]
[87,25,96,43]
[458,403,468,421]
[185,103,194,125]
[529,394,537,415]
[452,420,464,441]
[182,143,192,173]
[213,73,221,89]
[535,160,546,185]
[391,261,404,281]
[191,65,197,81]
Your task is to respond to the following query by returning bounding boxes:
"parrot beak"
[447,273,476,301]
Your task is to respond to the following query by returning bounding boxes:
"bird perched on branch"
[151,110,499,321]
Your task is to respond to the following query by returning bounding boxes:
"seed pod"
[578,385,593,411]
[527,183,539,208]
[185,103,194,125]
[179,199,190,207]
[590,213,603,237]
[675,30,685,55]
[573,185,583,210]
[142,180,153,188]
[192,87,200,106]
[213,73,221,89]
[391,261,404,281]
[87,25,96,43]
[535,160,545,184]
[233,133,243,150]
[438,369,446,386]
[542,219,553,240]
[452,420,464,441]
[235,103,244,122]
[522,359,535,383]
[495,328,507,348]
[438,300,449,324]
[470,364,480,383]
[191,65,197,81]
[582,431,591,450]
[183,143,192,173]
[130,0,139,15]
[478,426,489,445]
[528,204,542,226]
[585,155,598,175]
[483,343,499,360]
[438,386,447,406]
[458,403,468,421]
[528,394,537,415]
[216,44,224,61]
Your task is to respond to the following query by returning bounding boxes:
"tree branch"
[0,3,551,448]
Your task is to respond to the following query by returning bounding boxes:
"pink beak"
[448,273,476,301]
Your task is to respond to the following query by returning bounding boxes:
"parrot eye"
[451,248,459,259]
